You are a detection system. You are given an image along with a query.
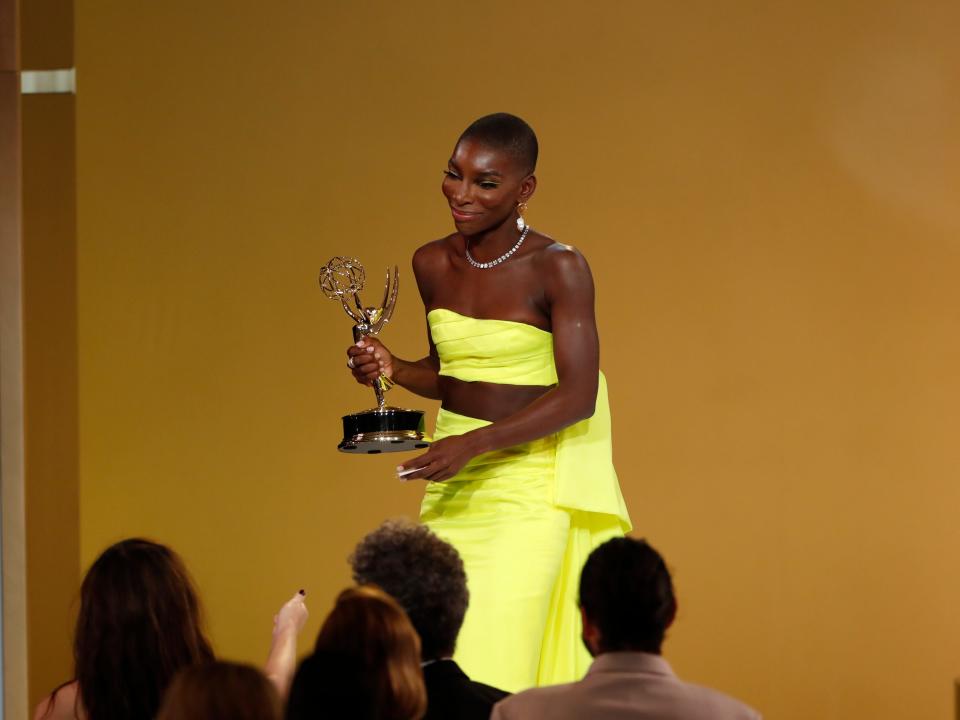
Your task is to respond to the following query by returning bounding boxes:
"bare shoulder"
[412,237,457,307]
[411,236,457,305]
[534,237,592,275]
[412,235,457,274]
[34,681,81,720]
[532,238,594,298]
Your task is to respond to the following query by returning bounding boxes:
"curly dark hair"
[579,537,676,654]
[349,519,468,660]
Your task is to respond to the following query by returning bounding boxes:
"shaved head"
[457,113,539,175]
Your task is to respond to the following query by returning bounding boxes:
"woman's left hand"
[398,434,482,483]
[273,590,308,638]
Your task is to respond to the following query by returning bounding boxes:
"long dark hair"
[73,538,215,719]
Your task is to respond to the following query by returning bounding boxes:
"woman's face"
[441,138,536,235]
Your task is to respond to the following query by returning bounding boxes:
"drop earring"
[516,201,528,232]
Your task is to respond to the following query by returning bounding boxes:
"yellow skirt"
[419,408,623,692]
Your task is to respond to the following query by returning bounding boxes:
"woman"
[35,538,307,720]
[346,113,631,691]
[286,585,426,720]
[157,662,281,720]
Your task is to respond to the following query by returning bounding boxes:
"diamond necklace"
[465,226,531,269]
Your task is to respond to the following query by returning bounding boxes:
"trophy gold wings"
[319,256,428,454]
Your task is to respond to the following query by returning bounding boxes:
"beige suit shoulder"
[491,682,579,720]
[678,680,762,719]
[492,676,761,720]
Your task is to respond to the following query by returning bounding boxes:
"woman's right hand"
[346,336,394,386]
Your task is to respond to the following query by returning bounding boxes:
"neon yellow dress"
[420,308,631,692]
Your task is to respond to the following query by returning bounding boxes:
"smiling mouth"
[451,207,480,217]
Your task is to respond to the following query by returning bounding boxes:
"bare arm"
[399,246,600,481]
[469,247,599,448]
[391,327,442,399]
[264,591,308,700]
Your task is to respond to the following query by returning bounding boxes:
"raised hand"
[273,589,308,638]
[265,589,309,699]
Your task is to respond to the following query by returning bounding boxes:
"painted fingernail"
[298,589,305,596]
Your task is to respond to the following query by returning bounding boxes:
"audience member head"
[578,537,677,656]
[285,651,373,720]
[157,661,281,720]
[287,585,426,720]
[350,518,468,661]
[457,112,539,175]
[73,538,215,719]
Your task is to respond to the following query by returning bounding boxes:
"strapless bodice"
[427,308,557,385]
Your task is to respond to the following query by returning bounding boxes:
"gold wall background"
[32,1,958,717]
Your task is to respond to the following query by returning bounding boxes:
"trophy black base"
[338,407,430,454]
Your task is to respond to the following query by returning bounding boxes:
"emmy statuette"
[319,257,429,454]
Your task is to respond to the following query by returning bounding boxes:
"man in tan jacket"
[491,537,761,720]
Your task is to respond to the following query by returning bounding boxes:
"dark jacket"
[423,659,510,720]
